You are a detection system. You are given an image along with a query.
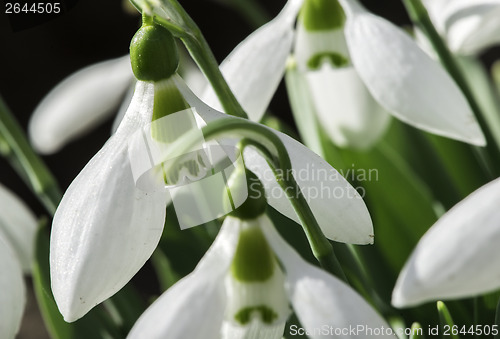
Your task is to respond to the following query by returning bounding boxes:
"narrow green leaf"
[437,301,459,339]
[336,141,438,272]
[130,0,248,119]
[0,95,62,214]
[32,220,73,339]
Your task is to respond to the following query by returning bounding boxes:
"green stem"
[0,95,61,214]
[401,0,500,178]
[130,0,248,119]
[164,116,347,282]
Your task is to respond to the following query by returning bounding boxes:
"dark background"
[0,0,413,217]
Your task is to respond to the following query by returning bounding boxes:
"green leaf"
[437,301,459,339]
[32,220,72,339]
[458,57,500,151]
[0,95,61,214]
[130,0,248,119]
[383,121,462,209]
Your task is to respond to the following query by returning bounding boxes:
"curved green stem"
[129,0,248,119]
[164,116,347,282]
[0,95,61,214]
[401,0,500,178]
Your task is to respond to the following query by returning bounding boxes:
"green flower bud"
[130,23,179,81]
[227,167,267,220]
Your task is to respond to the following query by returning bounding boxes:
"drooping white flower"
[50,73,373,322]
[422,0,500,55]
[128,214,393,339]
[289,0,391,150]
[392,177,500,308]
[202,0,485,147]
[0,184,37,339]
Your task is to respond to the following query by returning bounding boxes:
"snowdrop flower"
[203,0,485,147]
[422,0,500,55]
[0,183,38,339]
[392,177,500,307]
[50,22,373,322]
[128,172,392,339]
[289,0,390,149]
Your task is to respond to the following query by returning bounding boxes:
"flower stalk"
[401,0,500,178]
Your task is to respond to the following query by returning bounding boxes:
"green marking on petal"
[307,52,349,69]
[301,0,345,31]
[151,78,191,142]
[234,305,278,325]
[231,224,274,282]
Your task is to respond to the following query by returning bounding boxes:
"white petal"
[112,83,136,134]
[261,217,394,339]
[50,81,167,322]
[29,55,133,154]
[284,63,325,156]
[0,183,37,273]
[201,0,303,122]
[444,1,500,54]
[128,218,241,339]
[176,76,374,245]
[0,236,25,339]
[305,65,391,149]
[393,178,500,307]
[339,0,486,146]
